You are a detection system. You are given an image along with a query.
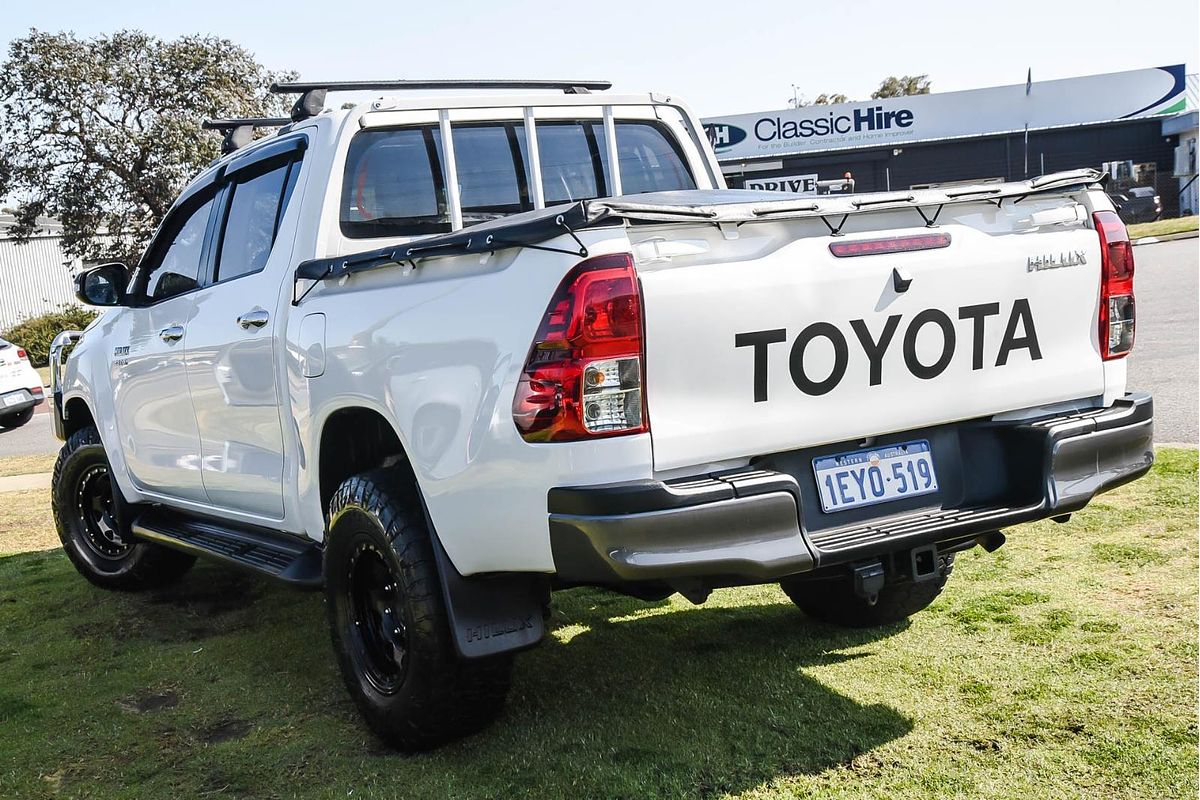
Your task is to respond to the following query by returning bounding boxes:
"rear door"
[636,200,1106,471]
[183,138,306,519]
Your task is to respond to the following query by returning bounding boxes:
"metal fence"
[0,231,82,330]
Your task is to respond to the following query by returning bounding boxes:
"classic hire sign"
[703,64,1188,161]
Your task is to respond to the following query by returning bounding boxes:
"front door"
[112,193,216,503]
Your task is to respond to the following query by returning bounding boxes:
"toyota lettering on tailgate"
[735,299,1042,401]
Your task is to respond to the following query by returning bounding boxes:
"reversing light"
[829,232,952,258]
[1092,210,1135,360]
[512,253,647,442]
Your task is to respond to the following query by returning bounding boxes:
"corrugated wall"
[0,235,82,330]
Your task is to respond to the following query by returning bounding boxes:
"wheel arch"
[62,395,97,440]
[313,403,548,660]
[316,405,416,516]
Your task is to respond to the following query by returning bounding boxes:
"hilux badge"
[1027,250,1086,272]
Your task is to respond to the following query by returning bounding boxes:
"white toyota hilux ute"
[49,79,1154,749]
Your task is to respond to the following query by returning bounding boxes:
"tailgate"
[636,201,1104,471]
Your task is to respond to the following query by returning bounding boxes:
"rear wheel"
[0,407,34,429]
[324,469,512,750]
[781,555,954,628]
[52,426,195,590]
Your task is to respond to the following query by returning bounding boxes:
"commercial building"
[704,65,1196,217]
[0,216,82,329]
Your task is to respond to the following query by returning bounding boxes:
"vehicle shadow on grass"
[0,554,913,798]
[478,586,915,795]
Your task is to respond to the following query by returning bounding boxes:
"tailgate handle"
[892,267,913,293]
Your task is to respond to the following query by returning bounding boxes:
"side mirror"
[75,263,130,307]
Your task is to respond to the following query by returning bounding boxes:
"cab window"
[342,127,447,237]
[214,161,296,282]
[340,118,695,238]
[143,196,215,302]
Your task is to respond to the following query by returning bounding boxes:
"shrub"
[1,306,98,367]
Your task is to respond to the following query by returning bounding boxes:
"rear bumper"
[548,393,1154,585]
[1,389,44,416]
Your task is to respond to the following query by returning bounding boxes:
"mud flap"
[428,531,548,659]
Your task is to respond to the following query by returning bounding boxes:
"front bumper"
[548,393,1154,585]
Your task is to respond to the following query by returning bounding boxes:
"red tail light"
[31,385,43,396]
[513,253,648,442]
[16,348,26,360]
[1093,210,1135,360]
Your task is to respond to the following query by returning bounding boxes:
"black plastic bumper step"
[131,509,322,587]
[807,503,1043,555]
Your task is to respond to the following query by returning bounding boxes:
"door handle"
[237,309,270,329]
[159,325,184,343]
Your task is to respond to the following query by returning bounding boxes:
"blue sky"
[1,0,1196,116]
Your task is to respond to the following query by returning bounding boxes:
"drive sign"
[744,173,819,195]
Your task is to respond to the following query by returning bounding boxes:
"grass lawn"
[0,450,1195,799]
[1128,215,1198,240]
[0,453,56,478]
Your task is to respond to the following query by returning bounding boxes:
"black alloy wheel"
[345,539,409,695]
[74,464,132,560]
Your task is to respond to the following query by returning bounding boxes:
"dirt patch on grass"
[119,689,180,714]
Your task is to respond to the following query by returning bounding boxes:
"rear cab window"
[340,115,696,239]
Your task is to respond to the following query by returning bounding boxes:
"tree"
[0,29,294,265]
[789,90,850,108]
[871,75,932,99]
[812,93,849,105]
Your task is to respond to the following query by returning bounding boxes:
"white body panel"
[635,202,1106,471]
[109,293,209,503]
[55,91,1129,579]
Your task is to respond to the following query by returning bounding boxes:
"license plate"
[3,392,26,408]
[813,440,939,513]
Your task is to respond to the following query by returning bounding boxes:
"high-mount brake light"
[513,253,647,442]
[828,232,952,258]
[1093,210,1135,360]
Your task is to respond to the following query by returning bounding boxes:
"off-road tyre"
[52,425,195,590]
[781,555,954,628]
[0,407,34,429]
[324,469,513,750]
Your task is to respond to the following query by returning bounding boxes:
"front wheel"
[52,426,195,590]
[324,469,512,750]
[780,555,954,628]
[0,407,34,429]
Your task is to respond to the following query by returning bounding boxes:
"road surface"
[1124,238,1198,444]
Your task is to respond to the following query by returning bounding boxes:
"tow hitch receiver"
[910,545,939,582]
[852,561,886,603]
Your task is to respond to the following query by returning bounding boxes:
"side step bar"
[131,509,323,588]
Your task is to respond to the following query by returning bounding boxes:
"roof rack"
[202,117,292,154]
[269,79,613,121]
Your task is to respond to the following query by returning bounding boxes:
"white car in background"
[0,337,45,429]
